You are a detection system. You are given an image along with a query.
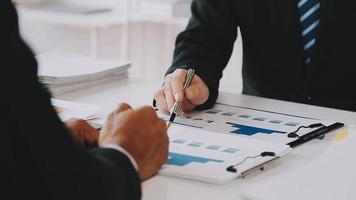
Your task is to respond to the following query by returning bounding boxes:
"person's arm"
[0,2,141,198]
[1,56,141,199]
[167,0,239,108]
[64,119,140,170]
[1,1,167,199]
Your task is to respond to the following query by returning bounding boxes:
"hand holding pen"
[153,68,209,119]
[167,69,195,128]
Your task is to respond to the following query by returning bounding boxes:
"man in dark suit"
[154,0,356,114]
[1,1,168,199]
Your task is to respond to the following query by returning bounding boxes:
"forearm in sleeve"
[167,0,239,109]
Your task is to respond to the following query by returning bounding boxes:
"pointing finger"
[171,69,187,101]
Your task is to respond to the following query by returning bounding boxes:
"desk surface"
[59,78,356,200]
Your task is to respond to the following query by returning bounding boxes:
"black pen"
[287,122,344,148]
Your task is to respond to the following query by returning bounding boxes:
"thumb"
[184,84,209,106]
[115,103,132,113]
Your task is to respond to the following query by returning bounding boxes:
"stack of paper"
[37,53,130,96]
[138,0,192,18]
[22,1,112,15]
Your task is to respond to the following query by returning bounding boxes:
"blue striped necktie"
[297,0,320,65]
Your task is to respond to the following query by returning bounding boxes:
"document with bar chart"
[159,126,291,184]
[157,103,337,184]
[159,103,336,144]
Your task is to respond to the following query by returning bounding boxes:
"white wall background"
[18,0,243,94]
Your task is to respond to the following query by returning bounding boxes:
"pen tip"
[169,113,177,123]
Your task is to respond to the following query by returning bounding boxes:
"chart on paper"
[158,103,334,144]
[157,103,336,184]
[159,126,291,184]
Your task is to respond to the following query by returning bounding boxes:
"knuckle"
[171,72,179,80]
[109,110,116,117]
[172,69,179,76]
[164,75,172,84]
[174,68,185,74]
[165,73,173,79]
[106,111,115,121]
[69,119,86,129]
[75,119,86,126]
[65,119,75,125]
[175,69,187,77]
[116,103,130,111]
[114,104,132,116]
[141,106,156,116]
[154,89,163,99]
[171,77,181,89]
[164,82,172,92]
[118,102,129,108]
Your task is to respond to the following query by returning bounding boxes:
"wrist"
[101,143,139,171]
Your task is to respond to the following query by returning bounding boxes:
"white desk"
[58,78,356,200]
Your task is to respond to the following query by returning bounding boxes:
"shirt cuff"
[101,143,139,171]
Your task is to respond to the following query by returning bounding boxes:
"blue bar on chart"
[167,152,224,166]
[226,122,286,136]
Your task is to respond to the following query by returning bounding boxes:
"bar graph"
[167,152,224,166]
[160,125,293,184]
[226,122,286,136]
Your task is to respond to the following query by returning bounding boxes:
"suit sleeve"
[167,0,239,109]
[0,1,141,199]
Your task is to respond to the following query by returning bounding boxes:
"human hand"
[99,103,169,181]
[154,69,209,115]
[65,119,99,149]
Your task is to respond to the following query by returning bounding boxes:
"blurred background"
[15,0,243,94]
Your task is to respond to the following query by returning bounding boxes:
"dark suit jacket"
[1,1,141,199]
[168,0,356,111]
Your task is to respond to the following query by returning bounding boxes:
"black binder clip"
[226,151,276,175]
[287,122,344,148]
[226,166,237,173]
[287,123,325,139]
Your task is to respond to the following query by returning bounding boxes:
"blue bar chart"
[226,122,287,136]
[167,152,224,166]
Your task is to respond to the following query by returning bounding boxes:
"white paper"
[37,53,130,78]
[160,125,291,184]
[157,103,339,184]
[158,103,336,144]
[36,52,130,96]
[51,99,101,121]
